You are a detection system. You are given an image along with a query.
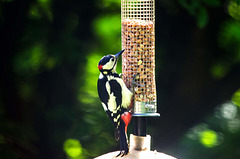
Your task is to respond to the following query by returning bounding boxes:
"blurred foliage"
[0,0,240,159]
[177,0,220,28]
[29,0,53,21]
[179,101,240,159]
[219,21,240,50]
[93,14,121,48]
[232,89,240,107]
[213,20,240,79]
[228,0,240,20]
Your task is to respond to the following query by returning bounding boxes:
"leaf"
[232,89,240,107]
[234,0,240,5]
[196,7,209,28]
[218,21,240,48]
[178,0,201,15]
[228,1,240,20]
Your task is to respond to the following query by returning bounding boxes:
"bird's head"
[98,50,125,74]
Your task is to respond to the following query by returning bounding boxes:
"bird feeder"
[121,0,159,135]
[95,1,178,158]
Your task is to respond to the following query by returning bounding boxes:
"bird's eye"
[111,58,114,62]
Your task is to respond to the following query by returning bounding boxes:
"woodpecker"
[97,49,133,157]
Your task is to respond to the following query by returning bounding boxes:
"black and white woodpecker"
[97,49,133,157]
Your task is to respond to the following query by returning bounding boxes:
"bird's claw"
[131,74,143,92]
[116,151,122,157]
[133,82,143,87]
[116,150,128,157]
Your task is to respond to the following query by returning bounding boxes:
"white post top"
[94,134,177,159]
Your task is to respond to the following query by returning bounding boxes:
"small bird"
[97,50,133,157]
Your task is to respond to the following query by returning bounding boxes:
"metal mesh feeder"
[121,0,159,117]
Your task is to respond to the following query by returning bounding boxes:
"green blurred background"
[1,0,240,158]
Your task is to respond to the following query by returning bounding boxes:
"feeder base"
[94,150,177,159]
[94,134,177,159]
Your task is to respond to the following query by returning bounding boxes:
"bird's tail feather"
[115,127,120,141]
[117,120,129,156]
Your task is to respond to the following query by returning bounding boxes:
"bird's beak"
[115,49,125,59]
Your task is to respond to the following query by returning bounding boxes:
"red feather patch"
[121,112,132,132]
[98,65,103,70]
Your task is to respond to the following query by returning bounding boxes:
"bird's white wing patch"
[115,78,133,108]
[105,81,117,112]
[108,92,117,112]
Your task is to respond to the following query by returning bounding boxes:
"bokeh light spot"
[232,88,240,107]
[78,53,102,104]
[93,14,121,45]
[63,139,82,158]
[228,118,240,133]
[220,102,237,120]
[29,5,41,19]
[200,130,218,148]
[210,63,229,79]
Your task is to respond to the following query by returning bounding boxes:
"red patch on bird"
[121,112,132,132]
[98,65,103,70]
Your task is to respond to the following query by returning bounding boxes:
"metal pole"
[133,117,146,137]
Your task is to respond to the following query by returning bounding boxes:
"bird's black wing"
[108,79,122,109]
[109,78,129,156]
[97,75,109,109]
[108,78,125,141]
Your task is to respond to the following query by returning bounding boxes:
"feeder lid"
[132,113,160,117]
